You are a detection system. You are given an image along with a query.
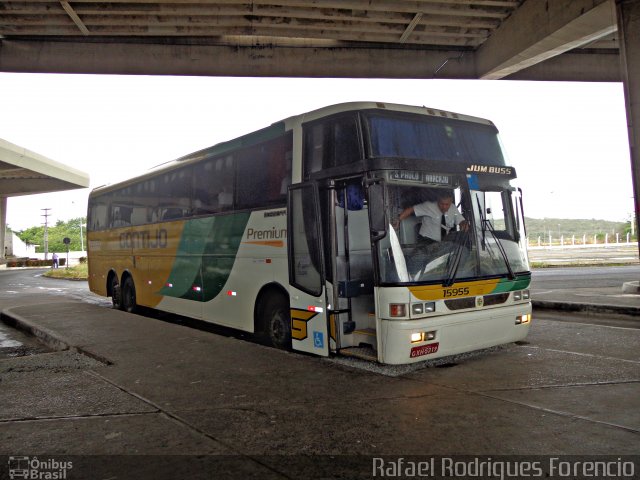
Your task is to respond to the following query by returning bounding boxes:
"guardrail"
[529,233,637,249]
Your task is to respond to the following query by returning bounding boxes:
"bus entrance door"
[332,181,378,361]
[287,183,330,357]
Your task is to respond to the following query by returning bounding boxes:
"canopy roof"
[0,138,89,198]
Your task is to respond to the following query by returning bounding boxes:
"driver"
[394,191,468,245]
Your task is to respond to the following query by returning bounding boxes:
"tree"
[16,217,87,253]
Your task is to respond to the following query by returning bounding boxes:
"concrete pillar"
[618,0,640,292]
[617,0,640,262]
[0,197,6,259]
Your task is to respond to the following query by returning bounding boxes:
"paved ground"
[530,265,640,317]
[0,264,639,479]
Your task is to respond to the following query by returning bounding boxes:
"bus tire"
[265,294,291,350]
[121,276,137,313]
[110,275,122,310]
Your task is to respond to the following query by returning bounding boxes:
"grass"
[43,263,88,280]
[530,261,633,269]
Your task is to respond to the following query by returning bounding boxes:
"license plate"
[410,342,439,358]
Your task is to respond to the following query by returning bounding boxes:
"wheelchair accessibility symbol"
[313,331,324,349]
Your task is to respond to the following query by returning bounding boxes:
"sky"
[0,73,633,231]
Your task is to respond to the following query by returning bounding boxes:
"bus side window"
[110,205,132,228]
[303,115,360,179]
[333,118,360,165]
[193,160,218,214]
[236,135,289,209]
[194,155,235,214]
[88,197,109,231]
[157,166,193,220]
[304,124,325,175]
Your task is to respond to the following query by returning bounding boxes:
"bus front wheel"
[122,276,137,313]
[264,295,291,350]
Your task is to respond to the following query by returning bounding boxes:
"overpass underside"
[0,0,624,82]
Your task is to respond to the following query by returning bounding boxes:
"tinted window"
[154,166,193,221]
[131,179,158,225]
[367,113,504,164]
[194,155,235,214]
[303,115,360,177]
[88,193,110,231]
[109,186,133,228]
[289,185,323,296]
[236,134,292,209]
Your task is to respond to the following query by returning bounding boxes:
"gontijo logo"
[120,228,168,249]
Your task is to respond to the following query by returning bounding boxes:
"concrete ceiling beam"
[0,39,477,78]
[476,0,617,80]
[59,0,90,35]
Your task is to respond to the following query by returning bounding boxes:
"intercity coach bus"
[87,102,531,365]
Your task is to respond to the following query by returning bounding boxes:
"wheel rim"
[270,309,288,346]
[123,279,136,312]
[111,277,120,309]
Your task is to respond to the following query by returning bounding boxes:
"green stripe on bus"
[158,212,251,302]
[492,274,532,293]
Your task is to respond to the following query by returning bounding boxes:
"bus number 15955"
[443,287,470,298]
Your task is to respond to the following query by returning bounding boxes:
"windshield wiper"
[443,229,470,287]
[475,193,516,280]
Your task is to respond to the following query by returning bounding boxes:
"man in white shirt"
[395,191,468,244]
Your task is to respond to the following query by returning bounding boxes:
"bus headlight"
[516,314,532,324]
[411,302,436,316]
[410,331,437,343]
[390,304,406,317]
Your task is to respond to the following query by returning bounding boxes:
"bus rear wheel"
[121,276,137,313]
[264,294,291,350]
[110,275,122,310]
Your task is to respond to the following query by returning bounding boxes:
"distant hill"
[524,217,631,240]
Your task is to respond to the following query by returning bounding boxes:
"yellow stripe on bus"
[243,240,285,248]
[87,221,187,308]
[409,278,501,301]
[290,308,318,341]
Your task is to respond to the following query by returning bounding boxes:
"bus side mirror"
[367,181,387,241]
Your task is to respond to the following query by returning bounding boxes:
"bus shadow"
[131,306,272,347]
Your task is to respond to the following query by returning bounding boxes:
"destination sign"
[389,171,451,186]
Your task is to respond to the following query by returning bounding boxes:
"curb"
[532,300,640,317]
[0,307,113,365]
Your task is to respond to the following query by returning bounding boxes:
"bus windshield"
[365,112,505,165]
[376,176,529,285]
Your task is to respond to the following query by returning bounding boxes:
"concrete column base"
[622,281,640,294]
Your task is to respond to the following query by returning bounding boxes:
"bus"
[87,102,531,365]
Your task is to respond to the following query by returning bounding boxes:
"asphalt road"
[0,268,109,359]
[0,268,109,307]
[531,264,640,289]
